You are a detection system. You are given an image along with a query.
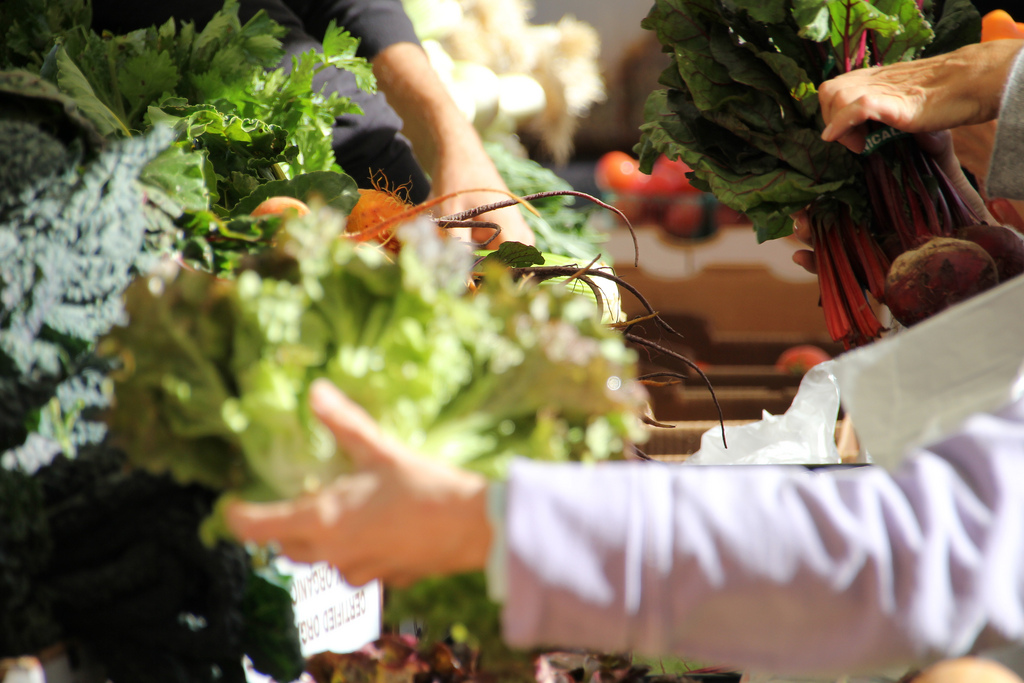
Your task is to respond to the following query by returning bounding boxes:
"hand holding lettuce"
[101,208,648,540]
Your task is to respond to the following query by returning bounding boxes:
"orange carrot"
[344,187,534,250]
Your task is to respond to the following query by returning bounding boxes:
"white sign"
[245,559,381,683]
[275,557,382,656]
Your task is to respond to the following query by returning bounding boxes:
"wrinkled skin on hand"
[818,40,1024,153]
[226,380,492,588]
[789,40,1024,273]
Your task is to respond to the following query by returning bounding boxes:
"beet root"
[884,237,999,327]
[957,223,1024,282]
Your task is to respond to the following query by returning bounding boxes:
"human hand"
[790,209,816,275]
[370,42,535,250]
[818,40,1024,154]
[225,379,492,588]
[429,147,536,248]
[789,131,996,274]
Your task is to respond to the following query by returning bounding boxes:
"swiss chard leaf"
[637,0,978,243]
[870,0,934,64]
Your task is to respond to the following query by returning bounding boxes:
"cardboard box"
[604,224,830,337]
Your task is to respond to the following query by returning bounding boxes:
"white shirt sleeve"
[494,395,1024,678]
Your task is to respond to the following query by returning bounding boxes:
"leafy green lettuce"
[102,209,647,510]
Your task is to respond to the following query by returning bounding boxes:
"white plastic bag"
[686,360,843,466]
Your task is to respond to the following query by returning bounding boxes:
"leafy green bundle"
[638,0,982,347]
[100,210,647,675]
[0,74,170,464]
[3,0,373,174]
[2,0,371,275]
[102,211,647,521]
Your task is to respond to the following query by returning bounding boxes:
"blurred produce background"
[405,0,839,428]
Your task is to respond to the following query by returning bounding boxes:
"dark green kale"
[29,446,303,683]
[0,104,172,461]
[0,465,61,657]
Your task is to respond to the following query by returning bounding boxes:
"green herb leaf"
[139,139,211,213]
[119,51,180,125]
[51,44,129,136]
[230,171,361,215]
[478,242,545,268]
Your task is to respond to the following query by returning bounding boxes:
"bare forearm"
[370,41,535,245]
[371,42,478,176]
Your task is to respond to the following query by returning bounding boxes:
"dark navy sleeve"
[281,0,421,58]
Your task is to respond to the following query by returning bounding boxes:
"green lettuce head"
[103,208,647,527]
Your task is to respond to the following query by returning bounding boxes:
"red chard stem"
[899,143,941,239]
[811,219,852,342]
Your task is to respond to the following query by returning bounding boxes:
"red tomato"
[661,199,705,238]
[638,171,676,196]
[647,155,699,195]
[714,202,749,226]
[612,194,648,226]
[595,151,645,193]
[775,345,832,375]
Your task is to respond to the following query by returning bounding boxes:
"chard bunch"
[638,0,984,347]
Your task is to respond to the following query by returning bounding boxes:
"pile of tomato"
[593,150,746,240]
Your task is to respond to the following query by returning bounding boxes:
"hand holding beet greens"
[638,0,1024,346]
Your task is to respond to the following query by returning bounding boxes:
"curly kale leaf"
[25,446,301,683]
[0,119,172,459]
